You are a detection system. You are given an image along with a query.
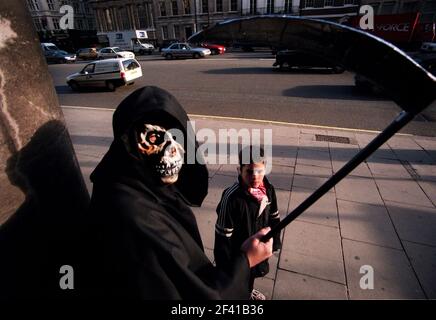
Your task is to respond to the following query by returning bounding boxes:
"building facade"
[152,0,242,43]
[26,0,96,32]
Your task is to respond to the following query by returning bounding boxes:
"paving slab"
[403,241,436,299]
[343,239,425,299]
[290,187,339,228]
[388,137,435,164]
[273,270,348,300]
[375,178,434,208]
[385,201,436,246]
[253,276,275,300]
[335,176,384,206]
[417,180,436,207]
[337,200,402,249]
[280,220,345,284]
[266,165,294,190]
[192,203,216,251]
[292,163,332,191]
[202,174,236,206]
[367,158,412,179]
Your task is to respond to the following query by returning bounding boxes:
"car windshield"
[113,47,121,53]
[47,45,59,50]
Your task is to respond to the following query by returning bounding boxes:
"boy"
[214,145,282,300]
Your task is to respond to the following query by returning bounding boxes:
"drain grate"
[315,134,351,144]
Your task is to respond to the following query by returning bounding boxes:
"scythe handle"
[261,110,415,242]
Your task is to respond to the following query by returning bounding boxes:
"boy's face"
[240,163,265,188]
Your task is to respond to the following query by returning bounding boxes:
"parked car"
[199,43,226,55]
[159,39,180,52]
[161,43,211,59]
[97,47,135,59]
[273,50,344,73]
[66,58,142,92]
[44,50,76,64]
[76,47,98,60]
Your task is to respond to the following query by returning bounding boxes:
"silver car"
[161,43,211,59]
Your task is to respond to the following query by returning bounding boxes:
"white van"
[66,58,142,91]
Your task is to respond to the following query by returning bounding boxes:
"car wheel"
[193,53,201,59]
[69,81,80,92]
[106,81,116,92]
[148,51,152,55]
[165,53,173,60]
[139,49,145,55]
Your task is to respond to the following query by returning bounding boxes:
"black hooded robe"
[80,86,251,299]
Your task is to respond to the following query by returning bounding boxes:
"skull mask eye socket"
[146,131,165,145]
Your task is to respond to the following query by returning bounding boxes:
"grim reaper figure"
[81,86,272,299]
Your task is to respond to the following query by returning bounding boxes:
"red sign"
[346,12,435,43]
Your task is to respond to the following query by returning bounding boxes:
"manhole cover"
[315,134,351,144]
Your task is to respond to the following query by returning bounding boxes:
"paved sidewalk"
[63,106,436,300]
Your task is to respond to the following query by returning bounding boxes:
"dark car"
[355,53,436,95]
[273,50,344,73]
[44,50,76,64]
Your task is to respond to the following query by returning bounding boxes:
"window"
[230,0,237,11]
[52,18,60,30]
[284,0,291,13]
[172,1,179,15]
[138,5,149,28]
[162,25,169,39]
[216,0,223,12]
[202,0,208,13]
[88,19,94,29]
[160,2,167,16]
[325,0,333,6]
[267,0,274,13]
[82,64,95,74]
[47,0,55,10]
[184,0,191,14]
[27,0,39,11]
[305,0,314,8]
[120,7,130,29]
[77,19,83,29]
[380,1,395,14]
[344,0,355,5]
[174,25,180,38]
[250,0,257,14]
[33,18,42,31]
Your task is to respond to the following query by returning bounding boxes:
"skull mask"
[137,124,184,184]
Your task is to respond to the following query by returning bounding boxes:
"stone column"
[0,0,90,298]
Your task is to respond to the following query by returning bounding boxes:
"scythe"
[188,16,436,242]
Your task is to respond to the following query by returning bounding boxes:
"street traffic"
[48,51,436,136]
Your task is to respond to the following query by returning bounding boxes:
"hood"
[91,86,208,207]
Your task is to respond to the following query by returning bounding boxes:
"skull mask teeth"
[137,124,184,184]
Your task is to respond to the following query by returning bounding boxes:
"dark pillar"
[0,0,90,298]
